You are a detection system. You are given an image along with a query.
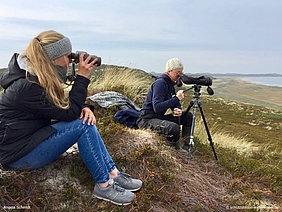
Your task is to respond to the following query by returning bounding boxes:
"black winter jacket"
[0,54,90,165]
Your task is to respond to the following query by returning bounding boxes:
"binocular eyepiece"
[70,51,102,66]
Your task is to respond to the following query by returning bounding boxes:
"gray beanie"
[165,58,184,72]
[43,37,72,60]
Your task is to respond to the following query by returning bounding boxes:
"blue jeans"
[7,119,116,183]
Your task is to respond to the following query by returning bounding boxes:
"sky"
[0,0,282,75]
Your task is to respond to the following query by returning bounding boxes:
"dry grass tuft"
[195,120,260,155]
[87,65,153,105]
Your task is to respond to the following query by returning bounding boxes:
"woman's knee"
[52,118,83,130]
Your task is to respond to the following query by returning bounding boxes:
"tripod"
[183,85,218,160]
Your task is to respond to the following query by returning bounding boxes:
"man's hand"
[173,108,182,117]
[176,90,184,100]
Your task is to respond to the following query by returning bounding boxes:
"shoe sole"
[93,194,133,206]
[125,186,142,192]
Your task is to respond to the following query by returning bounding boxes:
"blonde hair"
[23,30,70,109]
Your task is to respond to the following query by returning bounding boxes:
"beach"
[241,76,282,87]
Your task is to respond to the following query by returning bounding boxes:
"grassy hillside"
[211,77,282,110]
[1,65,281,211]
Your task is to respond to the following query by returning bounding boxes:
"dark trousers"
[137,110,192,143]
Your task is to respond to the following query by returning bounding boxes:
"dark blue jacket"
[0,54,90,164]
[141,74,181,118]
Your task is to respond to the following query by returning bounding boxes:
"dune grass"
[87,65,154,105]
[195,120,260,156]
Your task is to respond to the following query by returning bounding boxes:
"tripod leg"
[183,102,197,158]
[189,105,197,148]
[198,102,218,160]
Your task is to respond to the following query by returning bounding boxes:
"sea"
[241,76,282,87]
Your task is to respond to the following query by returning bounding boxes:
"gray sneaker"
[113,172,142,192]
[93,181,135,205]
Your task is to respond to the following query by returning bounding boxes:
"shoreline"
[238,77,282,88]
[213,75,282,88]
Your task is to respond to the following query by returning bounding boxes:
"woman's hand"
[80,107,96,125]
[77,53,98,78]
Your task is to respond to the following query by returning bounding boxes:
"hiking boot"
[169,141,189,155]
[178,147,189,155]
[113,172,143,192]
[93,180,135,205]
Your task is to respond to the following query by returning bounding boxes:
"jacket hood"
[0,53,26,89]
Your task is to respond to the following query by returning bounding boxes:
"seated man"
[137,58,192,153]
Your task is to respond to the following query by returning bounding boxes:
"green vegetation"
[1,65,281,211]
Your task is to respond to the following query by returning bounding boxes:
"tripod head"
[183,84,214,96]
